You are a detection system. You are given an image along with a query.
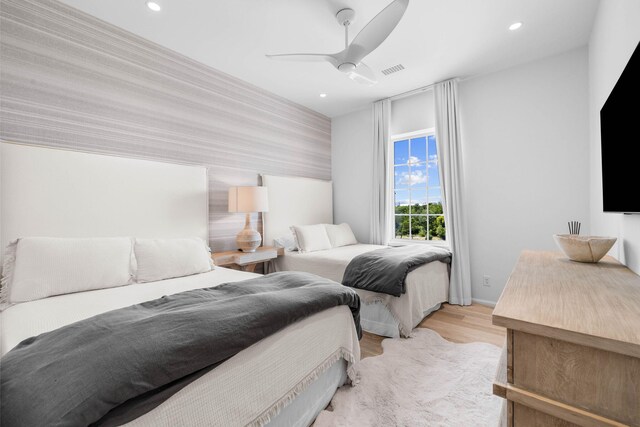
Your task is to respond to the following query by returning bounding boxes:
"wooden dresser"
[492,250,640,426]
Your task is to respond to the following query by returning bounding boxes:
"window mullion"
[390,132,444,242]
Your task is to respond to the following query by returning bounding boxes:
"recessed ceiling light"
[509,22,523,31]
[319,93,327,98]
[146,1,161,12]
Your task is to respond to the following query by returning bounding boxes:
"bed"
[0,143,361,427]
[0,266,360,427]
[272,243,449,338]
[261,174,451,338]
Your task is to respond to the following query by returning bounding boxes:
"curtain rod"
[377,77,463,103]
[377,83,435,103]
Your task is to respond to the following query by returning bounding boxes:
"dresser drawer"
[512,331,640,425]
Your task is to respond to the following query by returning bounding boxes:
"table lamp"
[228,186,269,252]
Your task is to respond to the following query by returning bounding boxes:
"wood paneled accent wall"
[0,0,331,251]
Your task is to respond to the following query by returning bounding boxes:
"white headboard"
[1,143,208,254]
[261,174,333,246]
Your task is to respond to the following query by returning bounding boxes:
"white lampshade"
[228,186,269,213]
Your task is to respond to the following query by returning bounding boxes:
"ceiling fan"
[266,0,409,86]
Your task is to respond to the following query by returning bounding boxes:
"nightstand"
[212,246,282,273]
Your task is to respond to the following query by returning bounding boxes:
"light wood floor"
[360,303,506,359]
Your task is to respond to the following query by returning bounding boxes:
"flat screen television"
[600,41,640,214]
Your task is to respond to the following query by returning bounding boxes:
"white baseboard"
[472,298,497,308]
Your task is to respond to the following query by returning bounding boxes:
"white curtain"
[370,99,391,245]
[434,79,472,305]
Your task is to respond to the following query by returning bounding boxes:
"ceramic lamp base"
[237,213,261,252]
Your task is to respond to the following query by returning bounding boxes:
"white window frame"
[387,128,447,247]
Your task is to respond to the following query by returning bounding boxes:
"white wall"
[460,47,590,303]
[333,48,591,304]
[588,0,640,274]
[331,107,373,243]
[391,91,435,135]
[332,92,437,243]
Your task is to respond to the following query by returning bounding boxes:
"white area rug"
[313,328,502,427]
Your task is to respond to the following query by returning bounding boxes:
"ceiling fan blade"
[345,0,409,64]
[266,53,338,67]
[347,62,378,86]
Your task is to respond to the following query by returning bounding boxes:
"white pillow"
[134,237,213,283]
[274,233,298,251]
[4,237,134,305]
[325,223,358,248]
[290,224,332,253]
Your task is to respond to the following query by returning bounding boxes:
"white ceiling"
[56,0,599,118]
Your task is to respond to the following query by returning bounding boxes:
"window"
[390,129,446,241]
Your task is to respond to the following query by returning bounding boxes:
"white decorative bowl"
[553,234,617,263]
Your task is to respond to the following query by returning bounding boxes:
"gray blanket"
[342,245,452,297]
[0,272,361,427]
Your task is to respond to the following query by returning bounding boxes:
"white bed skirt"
[360,302,442,338]
[267,360,347,427]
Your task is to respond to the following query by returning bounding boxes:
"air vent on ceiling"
[381,64,405,76]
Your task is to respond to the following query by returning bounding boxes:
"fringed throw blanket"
[0,272,361,427]
[342,245,452,297]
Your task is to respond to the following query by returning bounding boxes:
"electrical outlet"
[483,275,491,287]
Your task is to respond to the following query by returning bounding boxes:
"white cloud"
[397,169,427,186]
[408,156,420,164]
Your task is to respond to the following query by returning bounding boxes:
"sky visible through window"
[394,135,441,206]
[393,134,445,240]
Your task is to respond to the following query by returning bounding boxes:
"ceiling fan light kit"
[338,63,357,72]
[266,0,409,86]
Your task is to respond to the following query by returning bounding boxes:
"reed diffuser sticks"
[568,221,581,235]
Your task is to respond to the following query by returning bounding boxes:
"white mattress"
[0,267,360,426]
[272,244,450,337]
